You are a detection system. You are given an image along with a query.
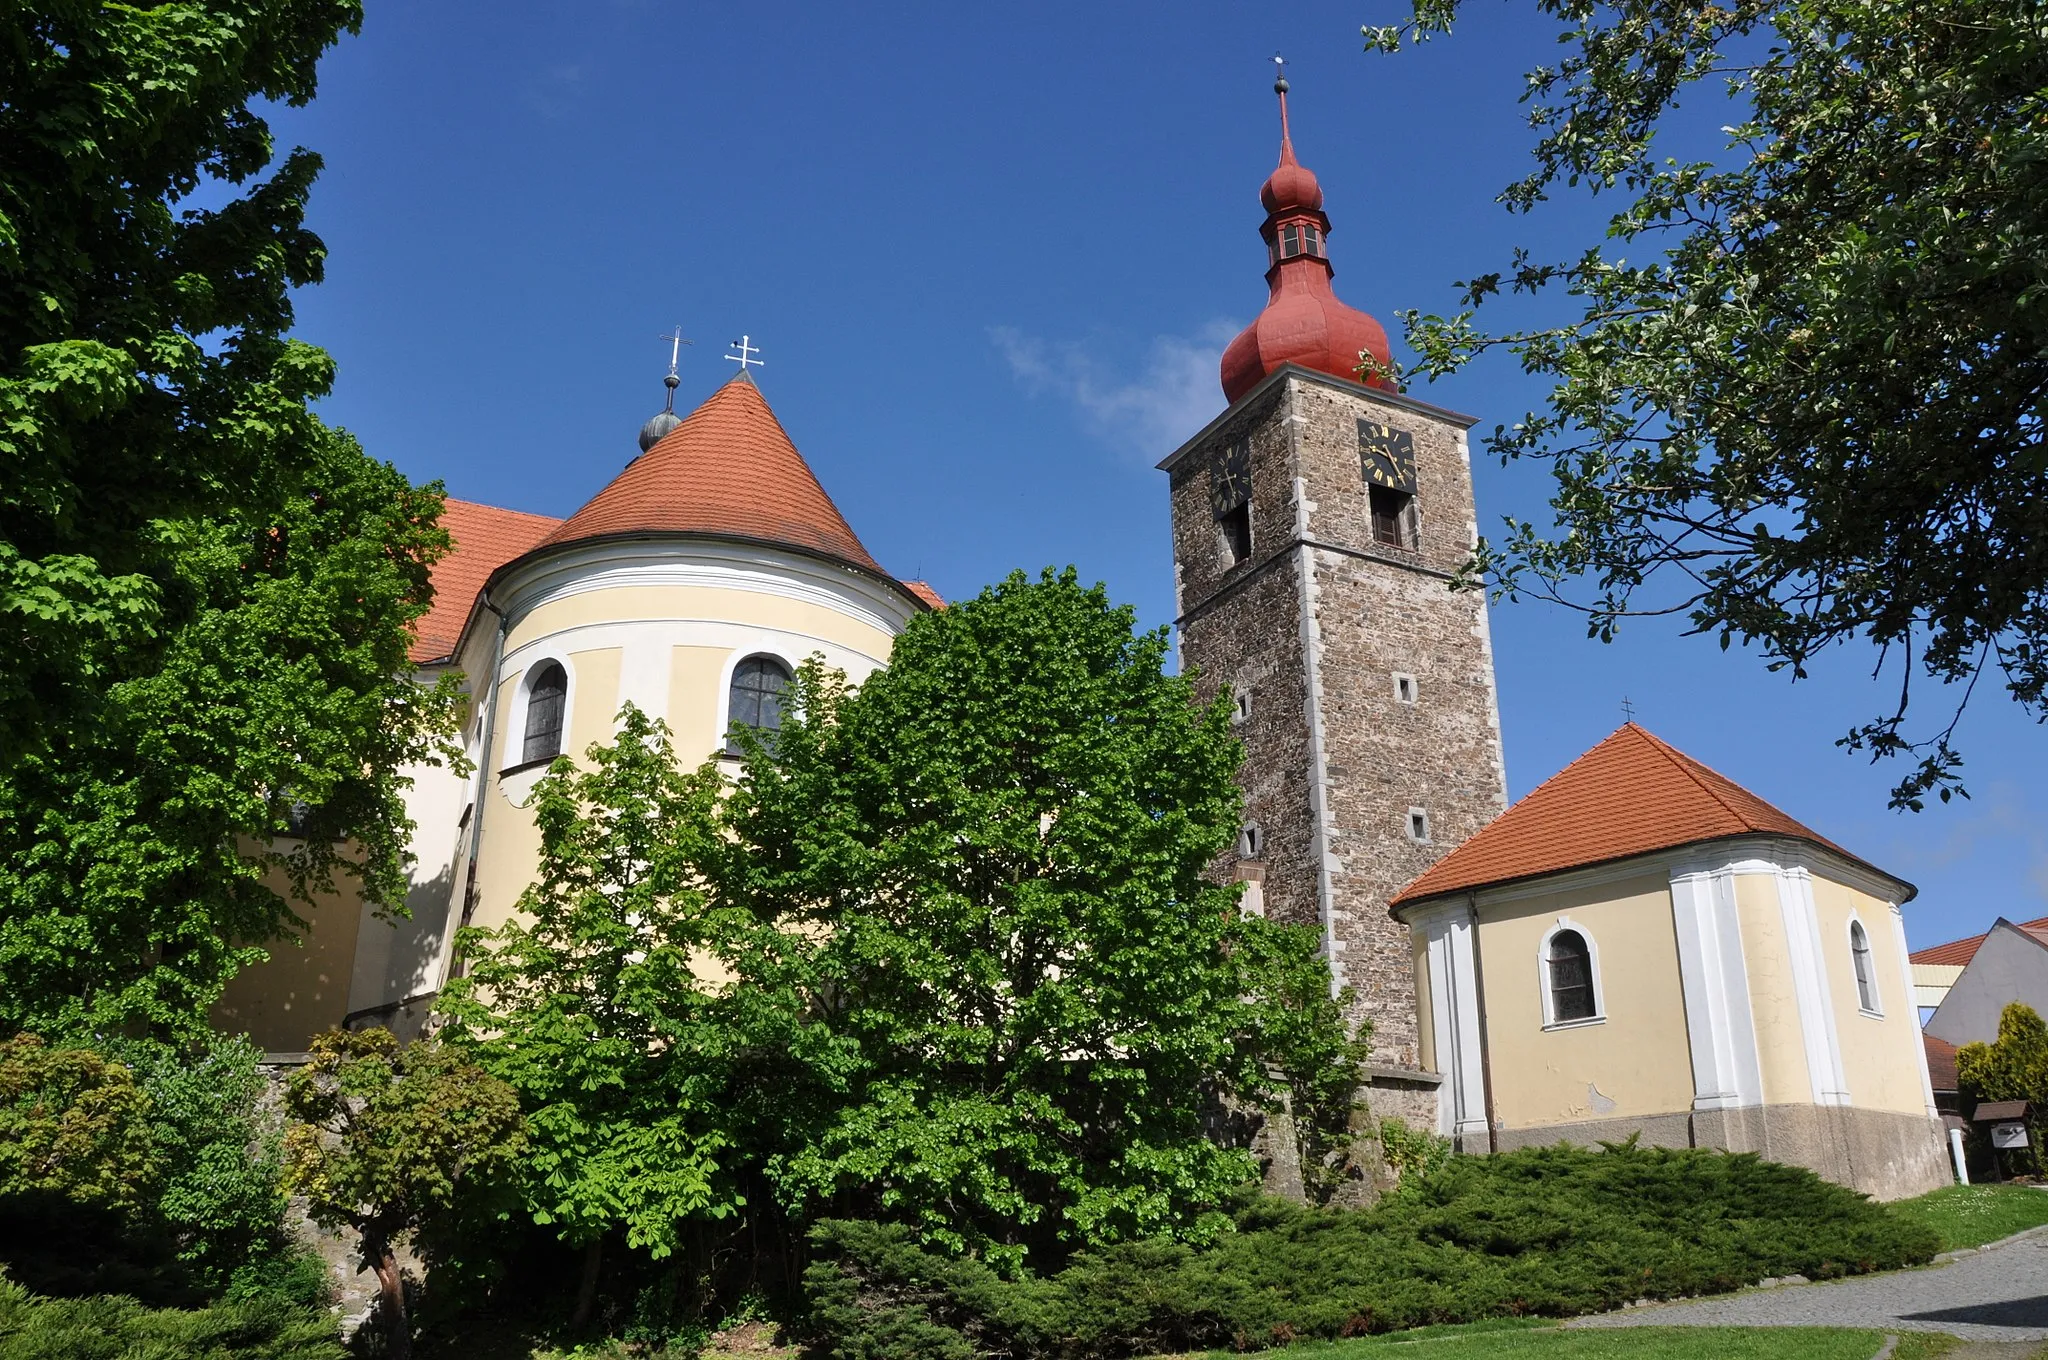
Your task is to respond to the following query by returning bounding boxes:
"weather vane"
[726,334,765,372]
[1273,52,1288,90]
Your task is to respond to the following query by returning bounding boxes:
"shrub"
[803,1142,1942,1358]
[0,1272,342,1360]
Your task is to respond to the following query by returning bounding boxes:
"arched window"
[726,655,793,755]
[1547,928,1597,1024]
[521,660,567,765]
[1850,919,1881,1013]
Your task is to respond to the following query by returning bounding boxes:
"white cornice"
[477,539,917,651]
[1393,835,1913,921]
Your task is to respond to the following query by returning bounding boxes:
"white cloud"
[990,322,1239,462]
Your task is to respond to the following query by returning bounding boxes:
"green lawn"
[1199,1323,1958,1360]
[1887,1183,2048,1251]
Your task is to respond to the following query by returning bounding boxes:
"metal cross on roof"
[1621,695,1637,722]
[726,335,765,371]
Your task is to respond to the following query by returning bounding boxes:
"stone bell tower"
[1160,72,1508,1128]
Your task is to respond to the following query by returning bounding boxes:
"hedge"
[803,1142,1942,1358]
[0,1275,341,1360]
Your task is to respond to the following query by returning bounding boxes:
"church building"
[214,72,1947,1199]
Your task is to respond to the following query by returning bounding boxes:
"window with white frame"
[520,660,568,765]
[1849,918,1881,1014]
[1540,921,1603,1026]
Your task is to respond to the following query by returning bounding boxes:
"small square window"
[1231,688,1251,725]
[1406,808,1431,843]
[1238,824,1264,859]
[1393,673,1418,705]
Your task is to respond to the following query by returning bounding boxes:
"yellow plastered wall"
[211,864,365,1053]
[1811,875,1927,1116]
[1731,870,1813,1105]
[466,583,897,938]
[1474,872,1696,1129]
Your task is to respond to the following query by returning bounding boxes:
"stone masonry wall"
[1167,368,1507,1095]
[1289,376,1509,1068]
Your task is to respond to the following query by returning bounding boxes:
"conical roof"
[1391,724,1903,909]
[539,372,884,576]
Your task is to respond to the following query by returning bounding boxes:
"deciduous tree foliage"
[718,570,1364,1263]
[0,1034,158,1212]
[1372,0,2048,806]
[282,1028,525,1360]
[439,706,749,1324]
[0,2,462,1038]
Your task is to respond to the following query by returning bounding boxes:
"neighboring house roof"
[1911,914,2048,967]
[411,499,563,663]
[1923,1033,1960,1093]
[1391,723,1905,910]
[536,371,885,577]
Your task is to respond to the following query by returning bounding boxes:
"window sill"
[1542,1015,1606,1032]
[1858,1007,1885,1020]
[499,756,559,778]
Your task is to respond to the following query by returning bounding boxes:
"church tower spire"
[1220,65,1396,403]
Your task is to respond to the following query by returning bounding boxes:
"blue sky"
[270,0,2047,952]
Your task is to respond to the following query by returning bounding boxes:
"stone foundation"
[1485,1103,1953,1201]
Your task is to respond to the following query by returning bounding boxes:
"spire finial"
[659,325,693,412]
[725,334,765,373]
[1273,53,1294,163]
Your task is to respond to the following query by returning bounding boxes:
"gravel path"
[1570,1231,2048,1342]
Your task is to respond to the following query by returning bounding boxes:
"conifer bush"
[802,1143,1942,1358]
[0,1273,341,1360]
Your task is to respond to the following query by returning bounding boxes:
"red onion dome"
[1221,75,1396,404]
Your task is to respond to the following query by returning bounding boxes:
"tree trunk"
[571,1236,603,1330]
[365,1227,410,1360]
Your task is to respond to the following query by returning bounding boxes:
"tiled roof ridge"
[1630,723,1760,830]
[442,495,561,526]
[1910,912,2048,965]
[535,373,887,578]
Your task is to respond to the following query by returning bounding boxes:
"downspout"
[440,594,508,989]
[1467,891,1499,1153]
[1286,379,1342,991]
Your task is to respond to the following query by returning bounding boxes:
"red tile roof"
[411,498,563,662]
[1392,723,1897,909]
[900,580,946,610]
[1923,1033,1960,1092]
[1911,914,2048,967]
[538,373,884,576]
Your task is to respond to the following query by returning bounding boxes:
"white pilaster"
[1416,901,1487,1140]
[1669,866,1764,1110]
[1775,864,1851,1106]
[1889,901,1940,1119]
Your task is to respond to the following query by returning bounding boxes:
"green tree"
[438,705,748,1328]
[0,1034,158,1211]
[120,1035,294,1298]
[1371,0,2048,807]
[0,4,461,1041]
[1956,1002,2048,1170]
[1,0,363,752]
[718,570,1363,1265]
[282,1028,526,1360]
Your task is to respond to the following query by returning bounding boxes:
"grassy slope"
[1887,1185,2048,1251]
[1199,1322,1958,1359]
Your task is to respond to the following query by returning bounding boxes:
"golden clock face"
[1358,419,1418,493]
[1210,438,1251,515]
